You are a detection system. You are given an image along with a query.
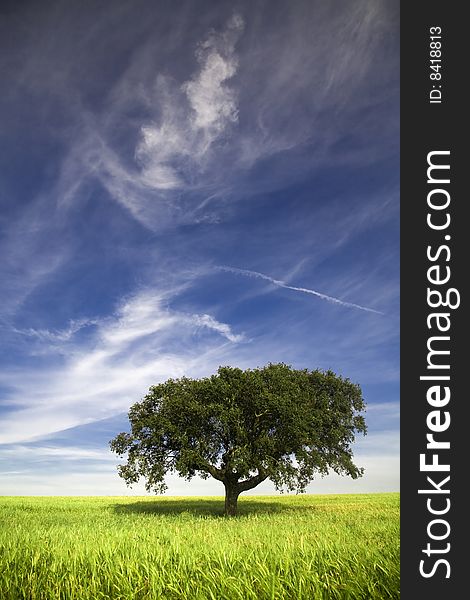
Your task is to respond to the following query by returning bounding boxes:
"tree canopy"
[110,363,367,515]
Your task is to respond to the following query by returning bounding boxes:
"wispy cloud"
[0,445,117,462]
[191,313,245,343]
[15,318,97,344]
[45,2,397,232]
[218,266,384,315]
[0,288,244,445]
[136,13,244,190]
[0,195,71,321]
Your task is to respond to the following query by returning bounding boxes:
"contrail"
[218,266,384,315]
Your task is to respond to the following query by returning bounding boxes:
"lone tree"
[110,363,366,516]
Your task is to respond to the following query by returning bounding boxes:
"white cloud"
[134,14,243,192]
[53,14,244,231]
[57,2,396,233]
[183,14,242,134]
[0,288,244,445]
[1,2,399,244]
[191,314,245,343]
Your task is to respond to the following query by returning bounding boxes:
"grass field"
[0,493,399,600]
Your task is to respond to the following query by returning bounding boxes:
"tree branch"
[237,469,269,492]
[204,464,225,482]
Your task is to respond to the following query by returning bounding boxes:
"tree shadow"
[112,497,312,518]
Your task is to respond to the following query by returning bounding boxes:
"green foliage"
[0,494,399,599]
[110,364,367,504]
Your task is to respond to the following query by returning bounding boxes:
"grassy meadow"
[0,493,399,600]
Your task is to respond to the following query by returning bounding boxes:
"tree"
[110,363,366,516]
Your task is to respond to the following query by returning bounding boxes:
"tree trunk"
[224,483,240,516]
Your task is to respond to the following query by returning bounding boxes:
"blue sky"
[0,0,399,495]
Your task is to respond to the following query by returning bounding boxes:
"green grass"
[0,493,399,600]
